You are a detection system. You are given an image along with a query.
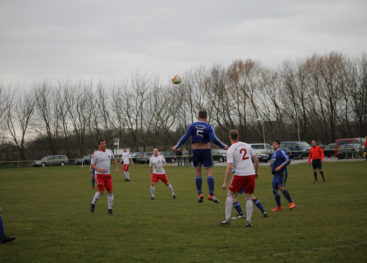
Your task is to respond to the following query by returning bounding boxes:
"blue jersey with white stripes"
[270,149,290,175]
[174,121,226,149]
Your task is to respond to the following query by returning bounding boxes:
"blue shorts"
[272,170,288,189]
[192,149,213,168]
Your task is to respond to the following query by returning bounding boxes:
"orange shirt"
[308,146,324,164]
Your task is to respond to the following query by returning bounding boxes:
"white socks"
[150,186,155,197]
[124,171,130,180]
[107,193,114,209]
[246,199,253,222]
[168,184,175,196]
[225,196,233,220]
[92,192,102,204]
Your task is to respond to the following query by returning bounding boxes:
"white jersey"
[120,151,131,164]
[91,149,115,175]
[149,155,166,175]
[227,141,256,176]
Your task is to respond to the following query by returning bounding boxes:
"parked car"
[130,152,142,163]
[335,138,366,156]
[134,152,153,164]
[212,149,227,162]
[161,151,176,163]
[280,141,311,159]
[336,144,363,159]
[33,155,69,167]
[250,143,273,159]
[252,148,269,162]
[74,154,92,165]
[324,143,336,158]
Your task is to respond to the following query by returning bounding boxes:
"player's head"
[311,140,317,147]
[272,139,280,150]
[98,139,106,151]
[229,129,239,143]
[198,110,207,121]
[153,148,159,156]
[123,147,127,152]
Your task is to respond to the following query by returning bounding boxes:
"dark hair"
[98,139,105,145]
[198,110,207,119]
[229,129,239,140]
[272,139,280,145]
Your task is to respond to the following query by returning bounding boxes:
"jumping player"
[270,140,296,211]
[308,140,325,183]
[221,130,259,227]
[149,148,176,200]
[172,110,228,203]
[119,147,134,182]
[90,139,119,215]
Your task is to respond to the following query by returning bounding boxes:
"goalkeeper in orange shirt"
[308,140,325,183]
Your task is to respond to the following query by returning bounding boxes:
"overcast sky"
[0,0,366,86]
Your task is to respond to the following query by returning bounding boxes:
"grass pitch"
[0,161,366,262]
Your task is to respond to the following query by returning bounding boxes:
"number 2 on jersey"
[240,148,249,160]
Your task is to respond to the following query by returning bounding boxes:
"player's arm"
[223,163,234,190]
[208,126,228,149]
[308,149,312,165]
[172,125,192,151]
[252,155,259,178]
[119,156,123,165]
[130,158,134,165]
[162,157,167,168]
[112,158,119,175]
[149,159,153,174]
[320,147,324,162]
[275,150,290,172]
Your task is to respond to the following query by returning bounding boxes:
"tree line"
[0,52,366,161]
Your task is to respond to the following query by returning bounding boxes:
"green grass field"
[0,161,366,263]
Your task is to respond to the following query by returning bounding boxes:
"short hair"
[272,139,280,145]
[198,110,207,119]
[98,139,105,145]
[229,129,239,140]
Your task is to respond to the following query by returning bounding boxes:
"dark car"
[161,151,176,163]
[280,141,311,159]
[337,144,363,159]
[324,143,336,158]
[134,152,154,164]
[212,149,227,162]
[74,154,92,165]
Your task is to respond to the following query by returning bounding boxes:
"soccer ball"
[171,74,182,84]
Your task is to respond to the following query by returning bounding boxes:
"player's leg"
[150,174,158,200]
[272,175,282,211]
[195,166,204,202]
[244,175,256,227]
[318,161,325,182]
[252,195,268,217]
[312,160,318,183]
[221,190,235,225]
[245,193,253,227]
[91,175,104,213]
[91,174,95,189]
[280,185,296,209]
[0,208,15,244]
[106,177,114,215]
[206,167,218,202]
[163,178,176,199]
[232,195,244,219]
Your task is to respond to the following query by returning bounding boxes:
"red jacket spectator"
[308,146,324,164]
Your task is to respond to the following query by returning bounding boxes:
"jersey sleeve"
[149,158,152,167]
[280,150,290,166]
[174,125,192,149]
[208,126,226,148]
[320,147,324,161]
[161,156,166,164]
[308,149,312,164]
[91,153,97,165]
[248,146,255,157]
[226,148,234,164]
[108,150,116,160]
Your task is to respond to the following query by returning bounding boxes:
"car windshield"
[41,156,50,161]
[299,142,311,149]
[337,140,354,146]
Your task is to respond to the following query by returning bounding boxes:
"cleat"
[271,206,282,212]
[263,212,268,217]
[220,219,231,226]
[246,221,253,227]
[288,202,296,209]
[314,180,318,184]
[0,236,16,244]
[90,203,95,213]
[232,215,245,220]
[323,178,326,182]
[208,195,220,203]
[107,209,114,215]
[173,195,176,199]
[198,193,204,203]
[151,196,155,200]
[125,179,129,182]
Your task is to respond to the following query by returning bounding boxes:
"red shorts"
[122,164,129,172]
[96,174,113,192]
[151,173,168,183]
[229,175,256,194]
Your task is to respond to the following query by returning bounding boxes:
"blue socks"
[253,198,265,214]
[282,189,293,203]
[207,176,214,196]
[91,177,95,188]
[274,192,281,206]
[196,176,202,194]
[233,201,244,216]
[0,213,5,238]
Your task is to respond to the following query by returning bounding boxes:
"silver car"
[33,155,69,167]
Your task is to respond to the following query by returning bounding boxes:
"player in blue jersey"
[172,110,228,203]
[270,140,296,211]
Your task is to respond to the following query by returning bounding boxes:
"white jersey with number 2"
[227,141,256,176]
